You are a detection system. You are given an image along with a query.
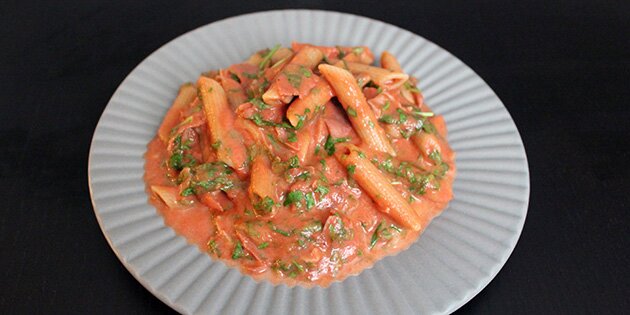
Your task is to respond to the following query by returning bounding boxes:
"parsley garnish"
[259,44,281,70]
[229,72,241,83]
[378,115,396,124]
[232,241,245,259]
[315,184,329,196]
[324,136,350,156]
[253,196,275,214]
[304,192,315,209]
[250,97,270,109]
[284,190,304,206]
[269,223,292,237]
[257,242,269,249]
[288,156,300,169]
[346,107,357,117]
[347,164,356,175]
[287,131,297,143]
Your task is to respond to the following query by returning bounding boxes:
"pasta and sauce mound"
[144,43,455,287]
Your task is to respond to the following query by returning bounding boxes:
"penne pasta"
[318,64,396,156]
[249,154,278,216]
[157,83,197,143]
[151,185,189,209]
[335,61,408,90]
[380,51,403,72]
[145,43,455,287]
[335,146,422,230]
[286,80,333,127]
[262,46,324,106]
[220,69,248,109]
[197,77,248,174]
[291,42,374,64]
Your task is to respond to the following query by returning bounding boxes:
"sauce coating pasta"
[144,43,455,287]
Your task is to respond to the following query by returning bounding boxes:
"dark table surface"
[2,1,629,314]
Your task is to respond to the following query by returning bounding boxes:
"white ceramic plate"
[88,9,529,315]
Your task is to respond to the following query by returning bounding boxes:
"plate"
[88,9,529,314]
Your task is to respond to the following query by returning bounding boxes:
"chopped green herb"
[295,114,307,129]
[288,156,300,169]
[284,190,304,206]
[378,115,397,124]
[369,222,383,248]
[347,164,356,176]
[211,141,222,149]
[287,131,297,142]
[270,224,292,237]
[315,184,329,196]
[346,107,357,117]
[253,196,275,214]
[324,136,350,156]
[229,72,241,83]
[383,100,391,111]
[250,97,270,109]
[376,86,383,94]
[422,121,437,134]
[207,239,221,257]
[257,242,269,249]
[328,214,351,242]
[232,241,245,259]
[357,151,366,158]
[259,44,281,70]
[336,46,346,59]
[168,135,197,170]
[285,72,302,88]
[292,261,305,272]
[180,187,195,197]
[319,159,327,169]
[411,108,434,117]
[296,171,310,181]
[304,192,315,209]
[352,46,364,55]
[300,221,323,238]
[299,66,312,78]
[186,162,235,193]
[397,108,408,123]
[403,81,421,93]
[249,113,275,127]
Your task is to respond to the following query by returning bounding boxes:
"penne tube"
[335,146,422,230]
[335,61,408,90]
[290,46,324,69]
[271,47,293,64]
[286,80,333,127]
[291,42,374,64]
[380,51,403,72]
[262,46,324,106]
[246,52,264,66]
[219,69,248,109]
[197,77,248,174]
[249,154,277,216]
[318,64,396,156]
[158,83,197,143]
[151,185,188,209]
[356,72,371,88]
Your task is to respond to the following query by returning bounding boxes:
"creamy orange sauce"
[143,44,455,287]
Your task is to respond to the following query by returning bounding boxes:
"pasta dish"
[144,43,455,286]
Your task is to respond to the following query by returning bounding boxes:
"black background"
[1,1,629,314]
